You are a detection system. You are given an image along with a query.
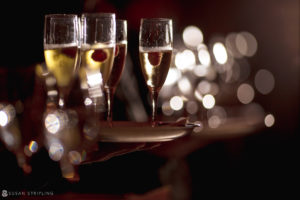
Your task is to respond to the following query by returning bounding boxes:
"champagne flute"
[105,19,127,124]
[44,14,79,108]
[80,13,116,112]
[139,18,173,127]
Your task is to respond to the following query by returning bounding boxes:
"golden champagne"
[80,44,115,85]
[44,45,78,87]
[139,48,172,91]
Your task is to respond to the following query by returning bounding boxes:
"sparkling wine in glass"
[105,19,127,124]
[80,13,116,112]
[44,14,79,108]
[139,18,173,127]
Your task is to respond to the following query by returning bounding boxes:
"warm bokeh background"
[0,0,299,198]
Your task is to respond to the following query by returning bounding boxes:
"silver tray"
[98,121,200,142]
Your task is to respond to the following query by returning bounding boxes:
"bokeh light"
[186,101,198,115]
[264,114,275,127]
[0,111,8,127]
[202,94,215,109]
[29,140,38,153]
[254,69,275,95]
[213,42,228,64]
[0,104,16,127]
[183,26,203,48]
[170,96,184,111]
[236,32,258,57]
[45,113,61,134]
[84,97,93,106]
[178,77,192,95]
[175,50,196,71]
[49,142,64,161]
[197,46,211,66]
[68,150,82,165]
[237,83,255,104]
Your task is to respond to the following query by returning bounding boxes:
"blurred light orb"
[202,94,215,109]
[264,114,275,127]
[68,150,82,165]
[162,101,174,116]
[29,140,38,153]
[183,26,203,48]
[170,96,184,111]
[254,69,275,95]
[0,105,16,127]
[186,101,198,115]
[198,80,211,94]
[45,113,61,134]
[198,48,211,66]
[237,83,255,104]
[208,115,221,128]
[225,33,242,59]
[0,111,8,127]
[178,77,192,95]
[49,142,64,161]
[194,65,209,77]
[236,32,258,57]
[213,42,228,64]
[175,50,196,71]
[165,68,181,86]
[84,97,93,106]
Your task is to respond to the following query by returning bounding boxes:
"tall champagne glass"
[44,14,79,108]
[139,18,173,127]
[80,13,116,112]
[105,19,127,124]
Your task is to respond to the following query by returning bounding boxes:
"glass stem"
[105,87,115,125]
[151,89,159,127]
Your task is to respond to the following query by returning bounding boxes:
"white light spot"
[175,50,196,71]
[87,72,103,87]
[0,111,8,127]
[264,114,275,127]
[45,114,60,134]
[213,42,228,64]
[170,96,184,111]
[198,48,211,66]
[183,26,203,48]
[202,94,215,109]
[84,97,93,106]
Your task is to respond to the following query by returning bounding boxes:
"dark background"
[0,0,299,198]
